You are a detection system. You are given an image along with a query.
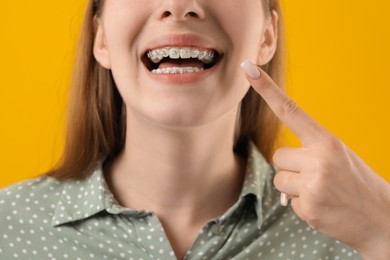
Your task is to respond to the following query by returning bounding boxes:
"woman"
[1,0,389,259]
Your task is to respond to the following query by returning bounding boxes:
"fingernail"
[280,192,289,206]
[240,59,261,79]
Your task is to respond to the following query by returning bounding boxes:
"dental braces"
[147,47,215,64]
[151,66,204,74]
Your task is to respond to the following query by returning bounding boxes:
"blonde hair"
[47,0,285,180]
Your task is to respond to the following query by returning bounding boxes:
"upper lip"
[142,34,223,55]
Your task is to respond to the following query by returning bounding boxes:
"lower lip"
[145,61,220,84]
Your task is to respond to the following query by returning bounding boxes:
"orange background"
[1,0,389,187]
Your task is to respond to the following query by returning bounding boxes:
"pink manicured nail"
[280,192,289,206]
[240,59,261,79]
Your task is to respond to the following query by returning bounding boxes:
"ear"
[257,10,278,66]
[93,17,111,69]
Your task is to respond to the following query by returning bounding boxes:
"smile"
[143,46,221,75]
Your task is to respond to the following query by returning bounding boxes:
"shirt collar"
[238,142,280,228]
[51,167,106,226]
[51,165,147,227]
[52,142,280,228]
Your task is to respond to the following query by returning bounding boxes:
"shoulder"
[0,175,63,202]
[0,175,64,226]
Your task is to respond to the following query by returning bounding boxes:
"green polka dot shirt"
[0,143,361,259]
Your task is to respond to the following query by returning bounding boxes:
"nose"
[157,0,205,21]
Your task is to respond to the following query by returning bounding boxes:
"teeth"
[151,67,204,74]
[191,49,200,58]
[199,51,215,64]
[180,48,191,59]
[198,50,207,60]
[148,50,161,63]
[169,48,180,59]
[161,48,170,58]
[147,47,216,64]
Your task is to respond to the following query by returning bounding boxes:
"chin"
[127,97,236,132]
[138,104,218,129]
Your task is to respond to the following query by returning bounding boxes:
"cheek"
[215,2,265,85]
[220,1,264,48]
[102,2,150,64]
[102,12,148,95]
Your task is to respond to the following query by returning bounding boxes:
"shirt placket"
[134,213,177,260]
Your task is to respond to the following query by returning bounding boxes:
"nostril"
[159,9,202,20]
[161,11,171,18]
[187,11,199,18]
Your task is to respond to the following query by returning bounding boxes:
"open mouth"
[142,47,222,74]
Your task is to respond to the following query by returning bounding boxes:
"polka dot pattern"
[0,143,362,259]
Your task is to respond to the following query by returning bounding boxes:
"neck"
[105,106,246,223]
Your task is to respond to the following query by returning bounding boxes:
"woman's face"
[94,0,277,128]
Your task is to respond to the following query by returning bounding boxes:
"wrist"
[359,236,390,260]
[358,183,390,260]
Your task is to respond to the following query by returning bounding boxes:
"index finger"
[240,59,327,146]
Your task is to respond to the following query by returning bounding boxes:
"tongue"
[158,59,204,69]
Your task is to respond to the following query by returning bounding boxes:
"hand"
[240,60,390,259]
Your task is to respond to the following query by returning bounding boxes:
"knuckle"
[264,80,274,91]
[280,98,300,119]
[272,149,283,165]
[259,80,274,94]
[322,134,343,151]
[273,174,280,188]
[299,197,320,223]
[306,150,334,179]
[273,171,285,189]
[312,157,331,175]
[305,172,329,196]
